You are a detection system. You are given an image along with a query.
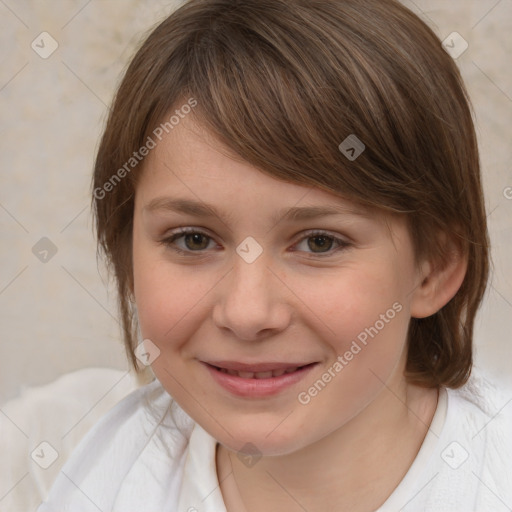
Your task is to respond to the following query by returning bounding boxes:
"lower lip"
[203,363,317,398]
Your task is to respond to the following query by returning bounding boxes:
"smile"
[202,361,318,398]
[215,366,302,379]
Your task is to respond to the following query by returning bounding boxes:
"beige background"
[1,0,511,405]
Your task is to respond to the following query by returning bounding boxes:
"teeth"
[254,371,273,379]
[217,366,300,378]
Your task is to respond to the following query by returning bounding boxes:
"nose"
[212,251,292,341]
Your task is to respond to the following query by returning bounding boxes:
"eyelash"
[160,227,350,258]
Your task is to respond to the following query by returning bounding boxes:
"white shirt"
[36,368,512,512]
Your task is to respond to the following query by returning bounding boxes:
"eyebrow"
[144,197,370,225]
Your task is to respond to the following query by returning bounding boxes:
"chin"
[210,419,314,457]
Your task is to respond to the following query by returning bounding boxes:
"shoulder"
[445,365,512,459]
[37,376,195,511]
[1,367,141,511]
[440,366,512,509]
[396,367,512,512]
[447,365,512,434]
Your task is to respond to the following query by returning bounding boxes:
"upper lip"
[204,361,315,372]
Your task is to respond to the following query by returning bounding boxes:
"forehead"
[133,114,406,246]
[137,115,365,211]
[142,115,262,185]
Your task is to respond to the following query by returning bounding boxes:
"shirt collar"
[177,422,227,512]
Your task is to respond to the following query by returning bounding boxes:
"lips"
[203,361,318,397]
[213,366,303,379]
[205,361,315,379]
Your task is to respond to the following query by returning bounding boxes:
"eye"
[292,230,349,257]
[161,228,349,258]
[160,228,216,255]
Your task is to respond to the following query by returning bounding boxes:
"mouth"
[208,363,314,379]
[202,361,319,398]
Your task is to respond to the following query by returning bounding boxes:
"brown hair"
[92,0,489,388]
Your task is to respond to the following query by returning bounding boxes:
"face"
[132,115,424,456]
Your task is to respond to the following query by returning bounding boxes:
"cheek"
[297,262,411,403]
[337,274,414,406]
[298,262,408,347]
[132,242,219,354]
[291,270,410,436]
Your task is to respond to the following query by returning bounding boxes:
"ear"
[410,234,468,319]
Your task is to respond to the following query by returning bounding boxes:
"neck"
[217,377,439,512]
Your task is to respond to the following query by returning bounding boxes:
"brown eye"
[183,233,210,251]
[307,235,334,253]
[294,230,349,257]
[162,228,349,258]
[161,229,215,255]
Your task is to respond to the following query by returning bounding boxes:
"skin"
[132,114,467,511]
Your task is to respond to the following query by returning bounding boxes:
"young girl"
[37,0,512,510]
